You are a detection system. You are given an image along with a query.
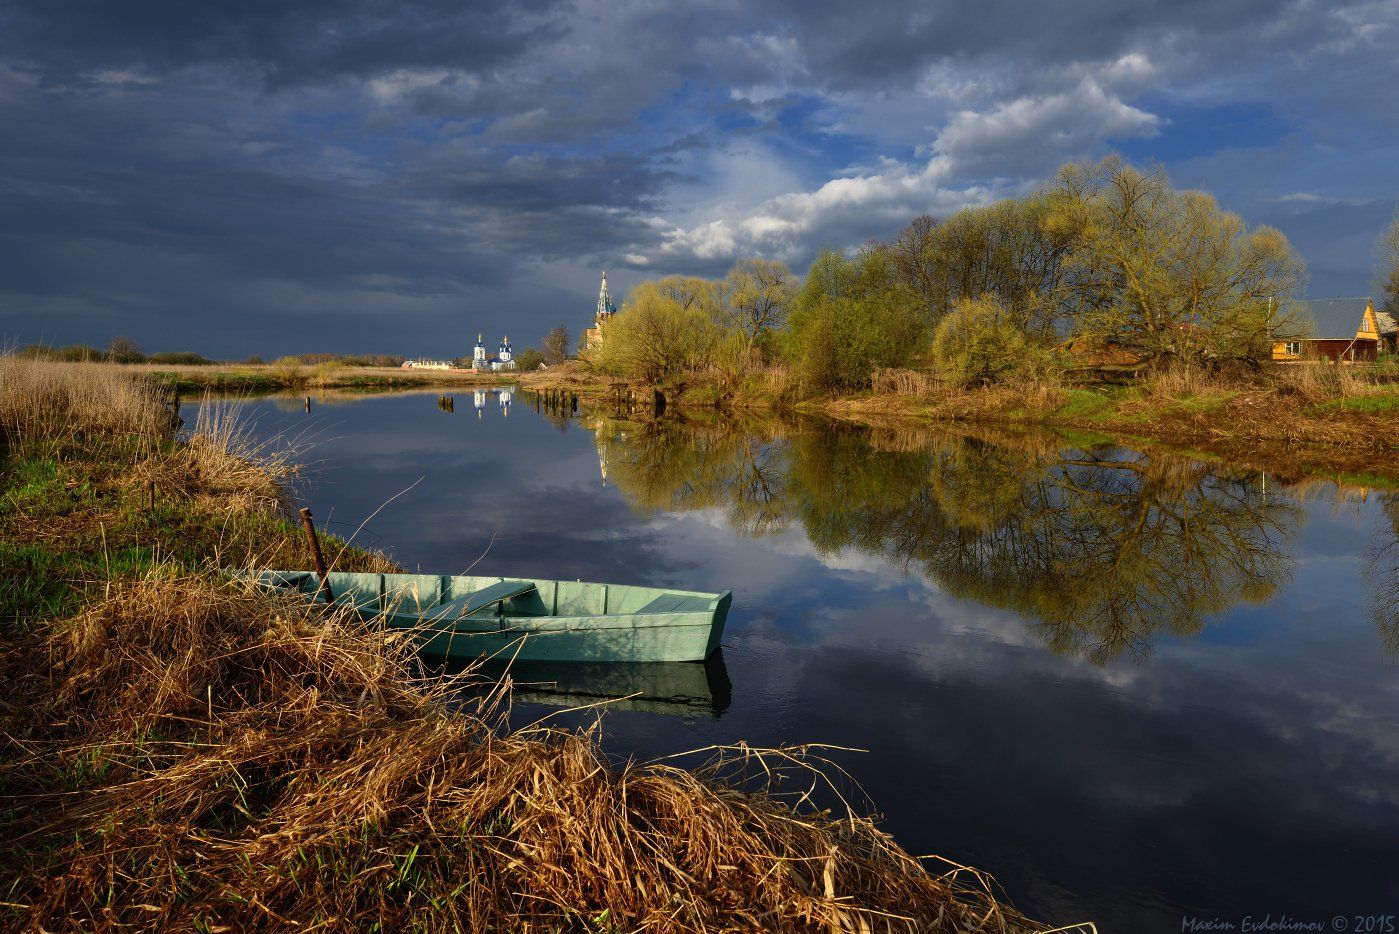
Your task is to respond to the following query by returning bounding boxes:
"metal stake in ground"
[298,507,334,603]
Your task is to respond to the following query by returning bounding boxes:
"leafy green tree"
[587,279,721,386]
[1053,158,1305,366]
[931,295,1059,388]
[653,276,724,317]
[515,346,545,371]
[785,248,929,393]
[887,195,1076,340]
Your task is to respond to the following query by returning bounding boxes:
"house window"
[1284,341,1301,356]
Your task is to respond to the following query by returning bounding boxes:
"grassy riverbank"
[523,364,1399,483]
[0,359,1046,932]
[817,369,1399,482]
[126,361,518,394]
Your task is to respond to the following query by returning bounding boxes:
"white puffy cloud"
[933,75,1161,177]
[648,155,998,265]
[639,58,1163,268]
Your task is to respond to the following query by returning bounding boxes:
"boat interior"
[253,571,720,620]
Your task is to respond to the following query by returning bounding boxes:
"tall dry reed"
[0,357,167,447]
[1276,360,1385,401]
[870,367,936,396]
[127,393,302,514]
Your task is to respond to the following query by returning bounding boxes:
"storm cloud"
[0,0,1395,356]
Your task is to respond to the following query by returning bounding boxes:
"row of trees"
[17,338,217,366]
[586,259,797,387]
[588,157,1310,393]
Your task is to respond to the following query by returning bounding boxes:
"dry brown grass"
[1274,360,1389,402]
[870,368,936,396]
[1137,359,1393,406]
[1140,363,1223,400]
[126,395,300,515]
[1,573,1043,933]
[0,357,168,449]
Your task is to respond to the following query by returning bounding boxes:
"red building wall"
[1304,338,1378,362]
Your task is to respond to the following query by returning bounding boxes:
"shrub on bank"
[786,249,931,394]
[515,346,545,371]
[146,351,216,365]
[931,296,1060,389]
[270,355,308,387]
[586,280,722,385]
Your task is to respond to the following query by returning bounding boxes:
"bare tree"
[106,336,145,364]
[723,258,796,351]
[1378,202,1399,315]
[543,325,571,364]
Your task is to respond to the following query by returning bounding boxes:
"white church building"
[472,334,517,372]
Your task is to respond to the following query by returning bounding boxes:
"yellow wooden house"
[1272,297,1384,363]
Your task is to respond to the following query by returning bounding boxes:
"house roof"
[1290,297,1373,340]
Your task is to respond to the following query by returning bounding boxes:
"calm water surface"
[213,389,1399,931]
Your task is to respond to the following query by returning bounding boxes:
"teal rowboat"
[245,570,732,663]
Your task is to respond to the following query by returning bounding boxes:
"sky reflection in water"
[216,390,1399,930]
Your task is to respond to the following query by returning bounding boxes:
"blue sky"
[1,0,1396,357]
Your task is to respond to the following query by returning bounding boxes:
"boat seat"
[635,594,711,614]
[429,580,537,620]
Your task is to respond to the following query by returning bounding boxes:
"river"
[208,388,1399,931]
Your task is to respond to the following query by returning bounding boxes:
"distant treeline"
[587,157,1314,396]
[17,341,218,366]
[14,341,407,370]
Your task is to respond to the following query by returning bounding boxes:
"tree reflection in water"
[1370,495,1399,653]
[592,414,1305,664]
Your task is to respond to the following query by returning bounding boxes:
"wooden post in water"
[571,394,578,414]
[305,396,312,413]
[298,508,334,603]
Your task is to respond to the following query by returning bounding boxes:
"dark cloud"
[0,0,561,87]
[0,0,1394,353]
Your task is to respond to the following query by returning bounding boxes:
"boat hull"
[398,612,724,663]
[241,570,731,663]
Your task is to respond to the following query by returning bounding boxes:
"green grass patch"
[1308,394,1399,415]
[1054,389,1117,421]
[0,456,70,515]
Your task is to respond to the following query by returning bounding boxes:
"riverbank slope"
[521,365,1399,484]
[0,359,1046,932]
